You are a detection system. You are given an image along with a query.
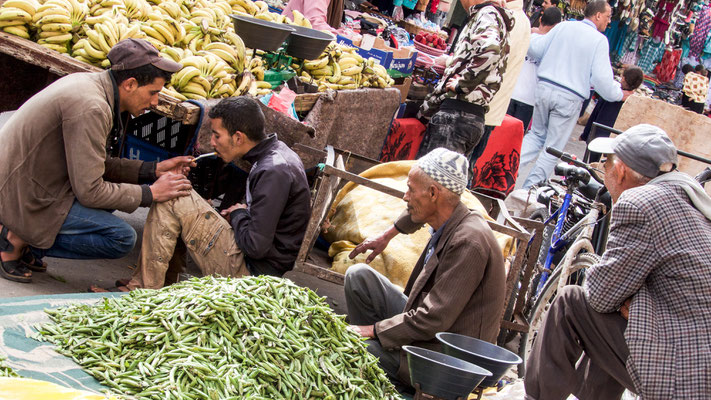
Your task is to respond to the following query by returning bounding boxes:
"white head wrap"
[417,148,469,195]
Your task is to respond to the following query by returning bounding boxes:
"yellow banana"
[328,60,341,83]
[0,8,32,22]
[176,66,202,88]
[337,56,359,69]
[3,25,30,38]
[41,32,72,43]
[180,55,208,73]
[253,12,272,21]
[341,65,363,76]
[41,22,73,32]
[38,42,69,53]
[0,20,25,27]
[2,0,38,16]
[150,19,174,44]
[290,9,304,25]
[182,81,208,97]
[83,39,107,59]
[304,57,328,70]
[38,13,72,25]
[39,29,69,38]
[235,0,257,15]
[162,86,188,101]
[140,23,165,43]
[255,80,271,89]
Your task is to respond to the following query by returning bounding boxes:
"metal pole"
[590,122,711,166]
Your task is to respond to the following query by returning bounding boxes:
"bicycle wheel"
[517,252,600,378]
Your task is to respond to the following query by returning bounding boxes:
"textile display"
[0,293,121,394]
[690,4,711,58]
[638,37,666,73]
[323,161,514,289]
[619,32,640,65]
[470,114,523,197]
[380,118,427,162]
[653,48,683,82]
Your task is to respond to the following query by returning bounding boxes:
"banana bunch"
[33,0,88,53]
[0,0,40,39]
[73,18,144,65]
[298,43,393,91]
[289,9,310,28]
[168,53,234,100]
[121,0,151,20]
[140,15,182,47]
[203,40,243,71]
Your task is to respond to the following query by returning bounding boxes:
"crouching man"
[103,96,311,290]
[344,148,506,389]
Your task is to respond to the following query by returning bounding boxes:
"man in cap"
[109,96,311,291]
[0,38,194,284]
[345,148,506,390]
[525,124,711,399]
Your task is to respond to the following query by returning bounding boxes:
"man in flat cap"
[525,124,711,399]
[345,148,506,390]
[0,39,194,284]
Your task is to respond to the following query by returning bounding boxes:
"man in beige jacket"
[0,39,194,284]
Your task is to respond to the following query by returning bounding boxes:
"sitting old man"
[93,96,311,291]
[344,148,506,391]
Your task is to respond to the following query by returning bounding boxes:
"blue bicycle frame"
[535,191,574,293]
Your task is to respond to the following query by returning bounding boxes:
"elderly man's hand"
[349,226,399,263]
[619,298,632,320]
[349,325,375,338]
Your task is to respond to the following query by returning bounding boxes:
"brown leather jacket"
[0,71,146,248]
[376,202,506,383]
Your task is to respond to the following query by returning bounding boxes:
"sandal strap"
[0,226,14,253]
[1,258,30,275]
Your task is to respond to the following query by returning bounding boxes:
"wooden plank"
[323,164,406,199]
[294,93,322,112]
[0,32,200,124]
[293,262,345,285]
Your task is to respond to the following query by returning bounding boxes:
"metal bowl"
[403,345,491,400]
[285,25,335,60]
[436,332,522,388]
[230,14,294,52]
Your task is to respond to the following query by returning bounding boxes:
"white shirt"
[510,34,541,106]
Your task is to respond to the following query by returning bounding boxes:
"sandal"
[0,259,32,283]
[20,247,47,272]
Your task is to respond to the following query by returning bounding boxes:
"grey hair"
[610,153,652,184]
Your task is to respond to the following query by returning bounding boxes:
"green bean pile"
[0,354,18,377]
[36,276,401,399]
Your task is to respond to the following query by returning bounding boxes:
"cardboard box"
[336,35,418,76]
[392,76,412,103]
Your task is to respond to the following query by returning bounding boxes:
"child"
[683,65,709,114]
[580,66,644,162]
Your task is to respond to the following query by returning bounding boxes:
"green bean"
[36,275,402,399]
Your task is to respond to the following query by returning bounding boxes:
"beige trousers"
[128,190,249,290]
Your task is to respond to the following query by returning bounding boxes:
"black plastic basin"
[230,14,294,52]
[285,25,335,60]
[436,332,522,388]
[403,345,492,400]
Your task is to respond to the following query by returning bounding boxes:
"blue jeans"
[31,200,137,260]
[519,82,584,188]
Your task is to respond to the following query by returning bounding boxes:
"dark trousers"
[507,99,534,132]
[416,108,485,159]
[524,286,636,400]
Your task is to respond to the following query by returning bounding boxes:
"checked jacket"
[584,181,711,399]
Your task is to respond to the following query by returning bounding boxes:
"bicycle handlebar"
[545,147,605,184]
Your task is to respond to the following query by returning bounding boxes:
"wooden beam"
[0,32,200,124]
[323,164,406,199]
[293,262,345,285]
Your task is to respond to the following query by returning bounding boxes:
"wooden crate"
[291,144,542,340]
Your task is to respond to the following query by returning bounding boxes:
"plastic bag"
[266,86,299,120]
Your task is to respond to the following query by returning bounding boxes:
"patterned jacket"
[584,181,711,399]
[420,3,514,118]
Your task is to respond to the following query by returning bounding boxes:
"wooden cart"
[291,144,545,343]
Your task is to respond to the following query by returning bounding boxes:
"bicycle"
[517,147,610,377]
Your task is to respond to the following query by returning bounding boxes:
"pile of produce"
[414,31,446,51]
[0,354,19,378]
[0,0,395,99]
[36,276,402,400]
[297,42,395,91]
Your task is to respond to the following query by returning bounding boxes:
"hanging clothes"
[605,20,629,62]
[651,0,675,39]
[620,31,640,65]
[638,37,666,73]
[653,48,683,82]
[690,4,711,58]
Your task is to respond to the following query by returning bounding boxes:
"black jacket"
[230,134,311,275]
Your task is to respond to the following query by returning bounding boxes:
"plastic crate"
[121,111,200,162]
